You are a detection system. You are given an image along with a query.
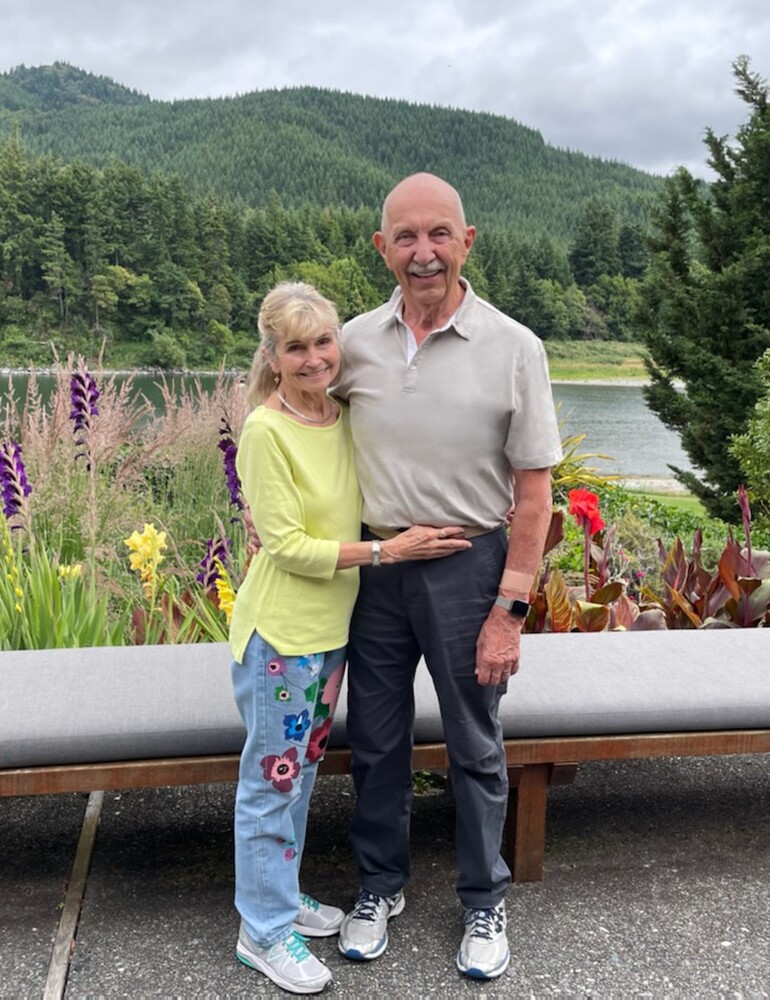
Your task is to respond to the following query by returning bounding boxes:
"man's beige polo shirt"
[335,281,563,532]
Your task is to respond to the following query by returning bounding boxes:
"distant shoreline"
[551,377,649,386]
[3,368,650,387]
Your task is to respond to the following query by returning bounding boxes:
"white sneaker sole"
[236,945,332,994]
[338,893,406,961]
[456,947,511,980]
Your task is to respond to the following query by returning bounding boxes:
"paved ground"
[2,755,769,998]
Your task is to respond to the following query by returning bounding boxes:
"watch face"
[494,595,530,618]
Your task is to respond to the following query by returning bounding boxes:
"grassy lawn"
[545,341,648,381]
[632,490,706,516]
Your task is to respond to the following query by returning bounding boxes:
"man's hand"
[475,605,523,685]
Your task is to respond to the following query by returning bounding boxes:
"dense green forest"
[0,62,663,237]
[0,62,659,368]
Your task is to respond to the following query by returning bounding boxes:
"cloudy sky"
[2,0,768,178]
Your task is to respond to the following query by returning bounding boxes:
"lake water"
[552,382,692,480]
[3,373,691,482]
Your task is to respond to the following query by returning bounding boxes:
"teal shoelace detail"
[285,931,311,962]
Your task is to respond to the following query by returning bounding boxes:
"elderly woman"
[229,281,469,995]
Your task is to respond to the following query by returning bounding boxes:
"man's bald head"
[380,173,467,232]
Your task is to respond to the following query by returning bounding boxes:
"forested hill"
[0,63,662,241]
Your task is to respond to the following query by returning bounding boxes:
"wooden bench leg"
[506,763,551,882]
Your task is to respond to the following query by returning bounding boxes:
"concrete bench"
[1,631,768,881]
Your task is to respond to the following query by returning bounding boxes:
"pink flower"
[321,663,345,715]
[267,658,286,676]
[284,847,297,861]
[260,747,300,791]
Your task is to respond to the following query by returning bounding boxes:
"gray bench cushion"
[1,630,768,770]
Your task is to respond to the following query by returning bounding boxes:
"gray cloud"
[1,0,768,178]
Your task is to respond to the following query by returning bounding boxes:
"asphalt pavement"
[1,754,769,998]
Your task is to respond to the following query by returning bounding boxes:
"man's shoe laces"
[351,889,391,923]
[463,906,505,941]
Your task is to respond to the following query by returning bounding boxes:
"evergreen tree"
[568,198,622,288]
[639,56,770,520]
[39,211,76,321]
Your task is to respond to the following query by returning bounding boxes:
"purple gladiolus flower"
[196,536,232,592]
[69,367,100,465]
[218,417,244,512]
[0,440,32,522]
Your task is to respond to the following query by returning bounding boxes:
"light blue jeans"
[231,630,346,947]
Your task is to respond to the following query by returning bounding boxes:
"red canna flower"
[568,489,605,536]
[568,489,605,601]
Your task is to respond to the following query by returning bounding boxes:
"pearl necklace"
[277,391,336,425]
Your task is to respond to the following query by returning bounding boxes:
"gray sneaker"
[294,892,344,937]
[456,900,510,980]
[236,923,332,994]
[338,888,405,960]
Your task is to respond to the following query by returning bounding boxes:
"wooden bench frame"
[3,728,769,881]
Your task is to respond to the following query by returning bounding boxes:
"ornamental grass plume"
[0,440,32,529]
[568,488,606,601]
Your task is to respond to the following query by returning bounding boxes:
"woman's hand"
[380,525,471,563]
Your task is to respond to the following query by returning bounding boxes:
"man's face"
[374,179,475,315]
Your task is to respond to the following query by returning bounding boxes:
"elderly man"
[333,173,562,980]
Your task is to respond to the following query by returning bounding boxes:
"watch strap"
[494,595,530,618]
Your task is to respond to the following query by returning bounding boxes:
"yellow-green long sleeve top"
[229,405,362,662]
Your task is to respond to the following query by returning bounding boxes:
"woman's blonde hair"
[246,282,340,409]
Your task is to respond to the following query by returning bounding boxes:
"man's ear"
[373,231,387,259]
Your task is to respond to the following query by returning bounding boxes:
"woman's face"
[270,328,341,397]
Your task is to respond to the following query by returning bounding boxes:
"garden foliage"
[640,57,770,520]
[1,357,249,648]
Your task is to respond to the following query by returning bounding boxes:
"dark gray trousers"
[346,526,512,909]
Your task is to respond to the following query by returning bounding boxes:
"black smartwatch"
[494,595,530,619]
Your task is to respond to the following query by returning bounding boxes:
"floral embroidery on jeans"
[267,658,286,676]
[274,686,291,702]
[260,747,300,791]
[306,718,333,763]
[275,836,298,861]
[297,654,322,677]
[283,709,311,742]
[322,662,345,715]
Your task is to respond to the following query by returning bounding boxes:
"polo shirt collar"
[380,278,476,340]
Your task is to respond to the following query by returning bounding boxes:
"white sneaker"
[294,892,345,937]
[456,900,510,980]
[338,888,405,960]
[236,924,332,994]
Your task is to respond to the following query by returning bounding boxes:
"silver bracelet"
[371,539,382,567]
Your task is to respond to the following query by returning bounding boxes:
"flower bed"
[2,359,768,649]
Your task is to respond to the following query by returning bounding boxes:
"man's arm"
[475,467,553,686]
